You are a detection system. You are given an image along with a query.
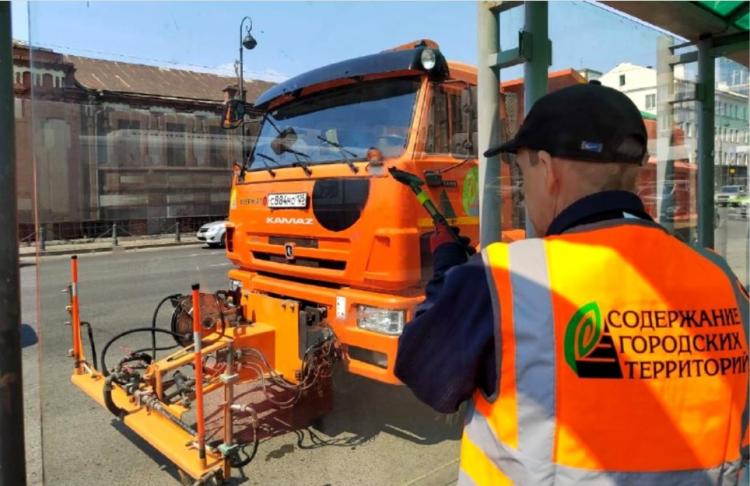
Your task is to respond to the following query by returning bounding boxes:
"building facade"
[13,42,274,239]
[600,60,749,186]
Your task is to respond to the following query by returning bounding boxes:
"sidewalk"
[18,235,204,258]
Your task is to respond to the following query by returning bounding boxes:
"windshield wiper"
[316,135,360,173]
[288,149,313,176]
[254,152,280,177]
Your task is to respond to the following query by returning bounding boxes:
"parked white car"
[196,220,227,248]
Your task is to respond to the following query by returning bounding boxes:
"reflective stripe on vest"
[460,220,749,485]
[459,403,744,485]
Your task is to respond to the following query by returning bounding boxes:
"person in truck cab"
[395,82,749,485]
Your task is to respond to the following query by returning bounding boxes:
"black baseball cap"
[484,81,648,163]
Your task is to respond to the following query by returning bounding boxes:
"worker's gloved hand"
[430,223,476,255]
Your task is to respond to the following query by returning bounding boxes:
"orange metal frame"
[68,255,314,482]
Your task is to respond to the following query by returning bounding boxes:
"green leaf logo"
[462,166,479,216]
[564,302,603,375]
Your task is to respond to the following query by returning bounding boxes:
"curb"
[18,240,206,258]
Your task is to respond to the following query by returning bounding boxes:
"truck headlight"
[230,279,242,291]
[356,305,405,335]
[420,48,437,70]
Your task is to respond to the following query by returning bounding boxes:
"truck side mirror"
[221,100,246,129]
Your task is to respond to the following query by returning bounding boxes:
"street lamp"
[238,16,257,163]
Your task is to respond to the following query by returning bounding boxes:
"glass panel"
[26,4,473,485]
[714,56,749,287]
[19,3,750,486]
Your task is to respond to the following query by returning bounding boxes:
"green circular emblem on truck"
[462,166,479,216]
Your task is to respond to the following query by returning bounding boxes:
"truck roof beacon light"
[420,49,437,71]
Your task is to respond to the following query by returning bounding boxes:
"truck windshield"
[248,77,421,170]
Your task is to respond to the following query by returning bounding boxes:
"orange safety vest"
[459,219,749,485]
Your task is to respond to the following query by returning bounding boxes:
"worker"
[395,82,749,485]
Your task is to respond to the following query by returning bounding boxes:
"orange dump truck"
[225,39,515,385]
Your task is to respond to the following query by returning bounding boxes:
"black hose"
[80,321,97,371]
[151,294,181,361]
[230,431,259,468]
[131,343,181,357]
[103,374,127,419]
[101,327,190,376]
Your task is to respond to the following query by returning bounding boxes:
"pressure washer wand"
[388,167,469,255]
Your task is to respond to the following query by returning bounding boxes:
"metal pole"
[523,0,549,238]
[191,283,206,467]
[523,1,549,109]
[238,16,251,167]
[239,21,244,164]
[69,256,84,374]
[0,3,27,484]
[477,2,502,247]
[697,36,715,249]
[656,36,675,233]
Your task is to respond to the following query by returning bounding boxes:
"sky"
[11,1,681,83]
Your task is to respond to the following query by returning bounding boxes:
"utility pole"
[0,2,28,484]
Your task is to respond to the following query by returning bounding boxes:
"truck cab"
[226,40,512,384]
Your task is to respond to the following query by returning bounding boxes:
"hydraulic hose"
[103,374,127,419]
[230,436,259,468]
[80,321,97,371]
[151,293,181,361]
[101,327,190,376]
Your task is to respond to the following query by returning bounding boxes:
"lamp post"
[238,16,257,164]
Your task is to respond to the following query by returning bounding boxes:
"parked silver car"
[196,220,227,248]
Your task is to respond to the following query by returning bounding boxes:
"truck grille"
[268,236,319,248]
[252,252,346,270]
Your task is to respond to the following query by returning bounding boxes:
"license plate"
[267,192,308,208]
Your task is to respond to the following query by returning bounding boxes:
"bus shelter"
[1,2,749,484]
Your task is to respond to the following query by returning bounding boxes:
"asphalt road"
[20,218,748,485]
[20,245,462,486]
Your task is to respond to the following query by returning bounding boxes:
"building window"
[619,74,626,87]
[645,94,656,110]
[166,123,187,166]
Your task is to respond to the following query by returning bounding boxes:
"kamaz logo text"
[266,217,313,225]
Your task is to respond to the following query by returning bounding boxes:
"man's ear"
[538,150,557,195]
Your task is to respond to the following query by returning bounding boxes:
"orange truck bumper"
[229,268,422,385]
